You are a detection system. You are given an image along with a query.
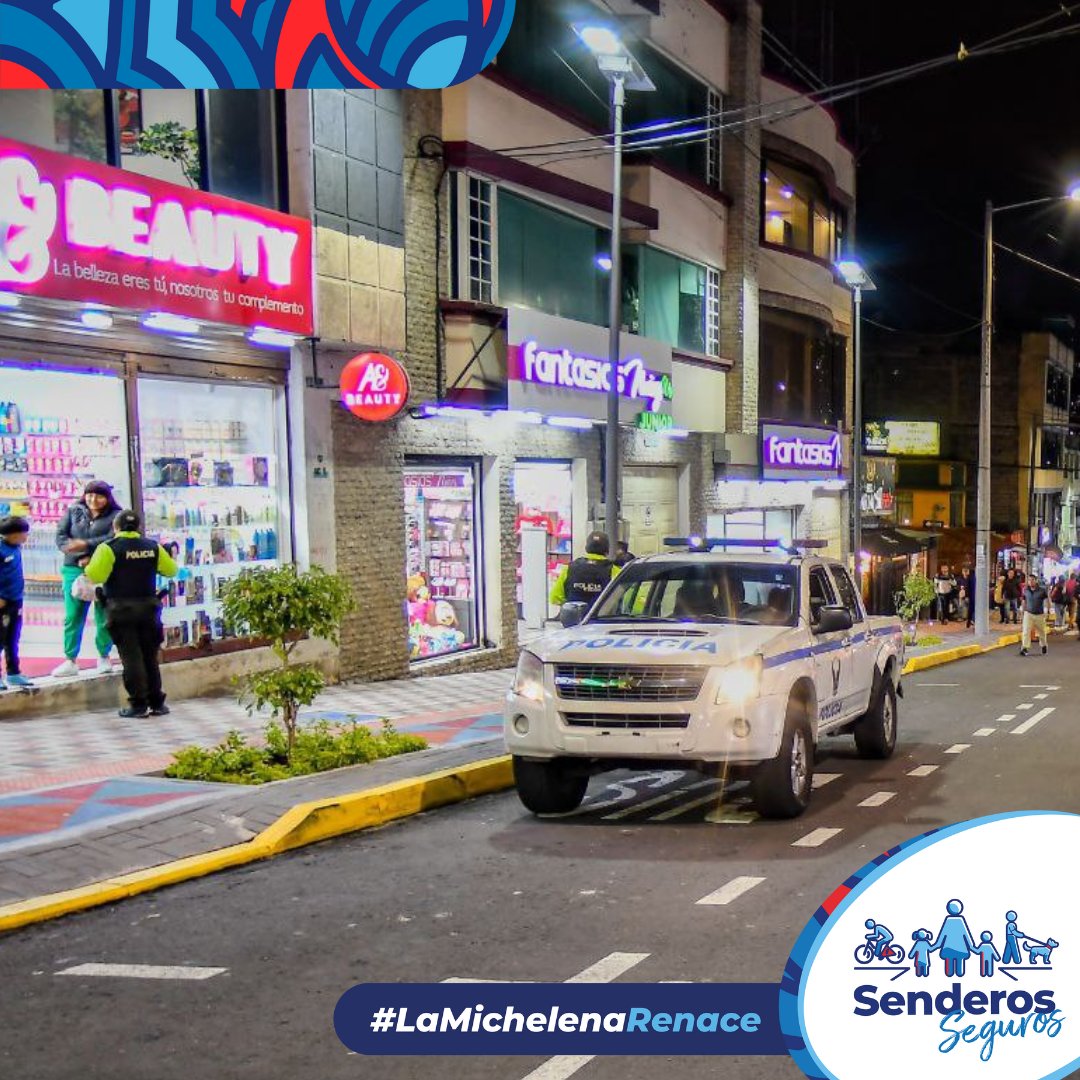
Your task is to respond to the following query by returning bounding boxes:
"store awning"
[862,529,929,557]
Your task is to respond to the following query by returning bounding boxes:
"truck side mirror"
[814,605,853,635]
[560,602,589,629]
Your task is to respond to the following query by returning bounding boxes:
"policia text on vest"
[84,515,178,718]
[550,553,620,608]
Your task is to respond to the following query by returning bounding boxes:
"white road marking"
[602,778,718,821]
[1020,685,1060,690]
[945,744,971,754]
[1016,704,1033,711]
[812,773,842,788]
[1034,693,1048,700]
[908,765,938,777]
[914,682,959,687]
[56,964,226,981]
[994,714,1016,723]
[520,953,650,1080]
[973,728,996,737]
[858,791,896,807]
[443,978,532,983]
[792,828,843,848]
[651,790,725,821]
[696,876,766,906]
[1011,707,1056,736]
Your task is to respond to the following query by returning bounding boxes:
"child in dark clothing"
[0,516,31,689]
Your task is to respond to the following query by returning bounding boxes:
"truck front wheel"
[513,757,589,815]
[752,704,813,819]
[854,676,898,759]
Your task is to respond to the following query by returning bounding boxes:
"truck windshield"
[591,562,799,626]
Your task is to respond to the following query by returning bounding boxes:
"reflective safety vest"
[103,535,161,601]
[564,556,614,605]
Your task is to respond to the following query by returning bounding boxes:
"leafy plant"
[913,634,944,647]
[135,121,201,186]
[894,572,936,645]
[165,720,427,785]
[220,565,354,760]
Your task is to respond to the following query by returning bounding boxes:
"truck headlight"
[715,656,763,707]
[512,650,545,704]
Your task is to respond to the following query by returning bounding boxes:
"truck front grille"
[562,712,691,730]
[553,664,705,702]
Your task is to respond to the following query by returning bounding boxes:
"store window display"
[513,462,572,619]
[137,377,285,650]
[404,466,479,661]
[0,363,130,675]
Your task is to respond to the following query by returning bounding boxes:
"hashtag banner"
[335,983,787,1056]
[0,0,516,89]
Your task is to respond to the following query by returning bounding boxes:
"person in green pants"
[52,481,121,678]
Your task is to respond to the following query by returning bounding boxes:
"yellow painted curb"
[0,755,513,936]
[902,632,1022,674]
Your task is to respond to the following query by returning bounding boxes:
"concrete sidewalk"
[0,628,1031,932]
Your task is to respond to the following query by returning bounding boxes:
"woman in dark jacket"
[52,480,121,678]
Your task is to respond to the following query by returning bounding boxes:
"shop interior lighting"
[0,292,21,309]
[595,254,614,272]
[80,310,113,330]
[546,416,594,430]
[249,327,299,348]
[142,312,201,335]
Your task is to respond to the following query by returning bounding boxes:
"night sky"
[765,0,1080,336]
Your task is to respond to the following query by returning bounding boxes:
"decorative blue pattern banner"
[0,0,516,89]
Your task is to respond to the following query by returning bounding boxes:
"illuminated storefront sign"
[340,353,411,422]
[0,136,313,335]
[508,340,672,413]
[864,419,940,457]
[761,422,844,482]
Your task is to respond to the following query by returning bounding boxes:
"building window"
[1042,427,1064,469]
[497,191,608,324]
[203,91,280,208]
[623,246,713,355]
[762,158,844,261]
[706,509,796,552]
[467,177,495,304]
[706,267,721,357]
[0,90,108,161]
[1047,366,1069,410]
[760,310,844,425]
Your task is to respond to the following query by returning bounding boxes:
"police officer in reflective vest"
[84,510,177,718]
[550,531,620,611]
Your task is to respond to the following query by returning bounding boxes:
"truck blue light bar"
[663,537,831,553]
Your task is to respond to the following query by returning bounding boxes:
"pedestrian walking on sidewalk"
[963,564,976,628]
[1067,572,1078,630]
[1002,569,1021,624]
[52,480,121,679]
[83,510,177,718]
[994,573,1006,622]
[1051,577,1068,631]
[0,516,32,690]
[1020,576,1050,657]
[934,565,956,623]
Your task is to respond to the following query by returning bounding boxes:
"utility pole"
[975,199,993,636]
[604,74,626,556]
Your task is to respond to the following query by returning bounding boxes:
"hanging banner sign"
[0,136,313,335]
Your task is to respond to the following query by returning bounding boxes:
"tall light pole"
[976,182,1080,636]
[838,259,877,589]
[576,25,654,556]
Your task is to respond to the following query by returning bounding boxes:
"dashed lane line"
[994,714,1016,723]
[973,728,996,737]
[908,765,939,777]
[1010,707,1056,736]
[1017,704,1033,710]
[1034,694,1049,700]
[696,876,767,907]
[812,773,842,788]
[858,792,896,808]
[792,827,843,848]
[945,745,970,754]
[56,964,226,981]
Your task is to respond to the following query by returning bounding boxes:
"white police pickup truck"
[505,543,905,819]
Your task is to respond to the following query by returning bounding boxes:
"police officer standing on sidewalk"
[84,510,177,718]
[550,531,620,612]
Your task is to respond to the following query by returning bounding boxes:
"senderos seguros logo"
[0,0,516,89]
[781,812,1080,1079]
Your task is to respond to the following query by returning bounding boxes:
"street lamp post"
[976,183,1080,636]
[837,259,877,589]
[576,25,654,556]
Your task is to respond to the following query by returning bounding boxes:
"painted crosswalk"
[792,827,843,848]
[858,791,896,808]
[696,876,766,906]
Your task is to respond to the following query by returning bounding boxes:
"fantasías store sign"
[0,136,313,336]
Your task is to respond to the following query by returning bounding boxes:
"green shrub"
[165,719,427,785]
[912,634,944,647]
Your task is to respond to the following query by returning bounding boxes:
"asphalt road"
[3,641,1080,1080]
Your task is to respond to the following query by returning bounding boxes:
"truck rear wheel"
[752,704,813,819]
[513,757,589,815]
[854,676,898,759]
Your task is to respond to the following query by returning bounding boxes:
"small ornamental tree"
[135,121,201,186]
[220,565,354,759]
[894,571,936,645]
